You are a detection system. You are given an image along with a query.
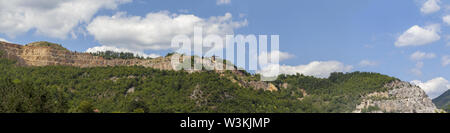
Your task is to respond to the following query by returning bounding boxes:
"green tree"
[77,101,94,113]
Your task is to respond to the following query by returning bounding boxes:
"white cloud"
[87,12,247,50]
[411,77,450,99]
[409,51,436,76]
[0,0,131,39]
[258,61,353,78]
[86,45,160,58]
[258,50,294,65]
[358,60,378,67]
[0,38,9,43]
[216,0,231,5]
[421,0,441,14]
[395,24,441,47]
[442,55,450,66]
[410,51,436,61]
[444,15,450,25]
[411,61,424,76]
[411,68,423,76]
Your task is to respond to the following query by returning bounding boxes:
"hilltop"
[26,41,69,51]
[0,41,442,113]
[0,41,278,91]
[0,41,174,68]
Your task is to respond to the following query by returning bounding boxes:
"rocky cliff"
[3,41,441,113]
[0,41,278,92]
[0,41,176,70]
[353,80,441,113]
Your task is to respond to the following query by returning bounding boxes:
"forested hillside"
[433,90,450,112]
[0,51,399,113]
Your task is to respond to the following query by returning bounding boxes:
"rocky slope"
[2,41,443,113]
[0,41,278,92]
[353,80,441,113]
[0,41,175,69]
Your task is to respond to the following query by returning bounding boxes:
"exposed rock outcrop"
[0,41,175,69]
[353,80,441,113]
[243,81,278,92]
[0,41,278,92]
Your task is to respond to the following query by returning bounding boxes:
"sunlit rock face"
[0,41,278,92]
[354,80,441,113]
[0,41,176,69]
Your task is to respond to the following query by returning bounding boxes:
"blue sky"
[0,0,449,98]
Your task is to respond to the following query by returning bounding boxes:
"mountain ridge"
[0,41,279,92]
[0,41,443,113]
[433,90,450,112]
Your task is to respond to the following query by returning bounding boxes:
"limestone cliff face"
[0,41,174,70]
[1,41,440,112]
[353,80,441,113]
[0,41,277,91]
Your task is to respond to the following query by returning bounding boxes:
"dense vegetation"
[90,51,146,60]
[271,72,397,112]
[0,55,397,113]
[433,90,450,112]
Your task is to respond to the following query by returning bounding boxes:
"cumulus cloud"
[395,24,441,47]
[410,51,436,61]
[87,12,247,51]
[258,50,294,65]
[258,61,353,78]
[421,0,441,14]
[444,15,450,25]
[216,0,231,5]
[86,45,160,58]
[411,61,424,76]
[442,55,450,66]
[409,51,435,76]
[0,38,9,43]
[358,60,378,67]
[0,0,131,39]
[411,77,450,99]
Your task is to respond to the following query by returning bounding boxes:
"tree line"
[0,56,398,113]
[90,51,148,60]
